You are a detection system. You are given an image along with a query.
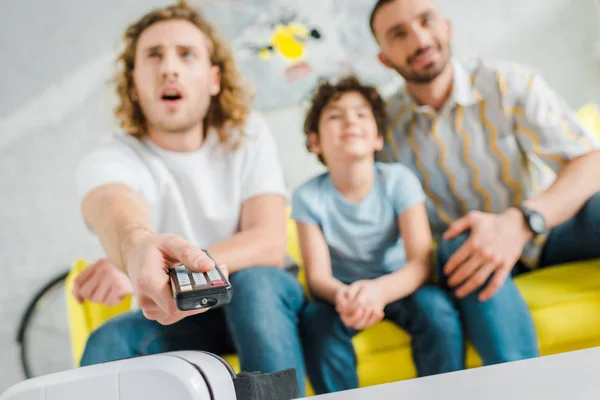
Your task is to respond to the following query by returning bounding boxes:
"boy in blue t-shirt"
[292,76,464,394]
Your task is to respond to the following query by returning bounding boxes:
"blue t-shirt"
[291,162,426,284]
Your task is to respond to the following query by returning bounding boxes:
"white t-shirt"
[75,112,288,248]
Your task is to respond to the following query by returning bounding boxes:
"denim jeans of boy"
[300,284,464,394]
[436,192,600,366]
[79,266,309,397]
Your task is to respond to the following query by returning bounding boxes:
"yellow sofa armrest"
[65,259,133,367]
[577,103,600,139]
[286,207,313,298]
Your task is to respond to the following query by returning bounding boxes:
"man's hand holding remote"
[122,229,229,325]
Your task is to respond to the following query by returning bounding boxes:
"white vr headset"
[1,351,300,400]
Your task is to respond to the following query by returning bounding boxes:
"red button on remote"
[212,280,224,286]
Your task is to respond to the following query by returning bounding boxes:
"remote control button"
[206,268,221,282]
[176,270,191,286]
[211,280,224,286]
[192,272,207,286]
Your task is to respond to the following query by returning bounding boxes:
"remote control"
[169,253,233,311]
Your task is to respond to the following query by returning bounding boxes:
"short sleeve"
[290,180,321,226]
[387,163,426,215]
[74,138,144,203]
[512,68,600,173]
[240,113,289,202]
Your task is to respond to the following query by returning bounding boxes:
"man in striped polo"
[370,0,600,367]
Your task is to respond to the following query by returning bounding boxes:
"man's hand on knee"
[73,258,133,306]
[441,209,531,301]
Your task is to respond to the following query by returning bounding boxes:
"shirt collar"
[396,59,483,115]
[452,59,482,106]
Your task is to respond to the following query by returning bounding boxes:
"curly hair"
[113,0,253,147]
[303,75,387,165]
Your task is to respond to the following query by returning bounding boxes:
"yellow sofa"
[65,105,600,394]
[65,225,600,391]
[578,103,600,134]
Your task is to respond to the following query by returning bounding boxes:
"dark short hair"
[369,0,395,37]
[303,75,387,165]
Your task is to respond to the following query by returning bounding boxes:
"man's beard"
[391,46,451,84]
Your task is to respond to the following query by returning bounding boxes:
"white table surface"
[302,346,600,399]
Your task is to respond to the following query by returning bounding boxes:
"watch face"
[529,213,546,233]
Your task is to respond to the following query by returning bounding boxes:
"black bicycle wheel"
[15,270,72,379]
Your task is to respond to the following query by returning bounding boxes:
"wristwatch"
[517,205,547,238]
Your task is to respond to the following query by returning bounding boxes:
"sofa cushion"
[517,260,600,351]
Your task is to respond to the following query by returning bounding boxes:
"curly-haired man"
[73,1,308,392]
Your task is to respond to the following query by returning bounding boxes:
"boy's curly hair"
[303,75,387,165]
[113,0,253,147]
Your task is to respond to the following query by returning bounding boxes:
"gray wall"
[1,0,599,393]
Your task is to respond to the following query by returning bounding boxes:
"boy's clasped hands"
[335,280,386,330]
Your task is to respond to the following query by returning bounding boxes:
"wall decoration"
[198,0,396,110]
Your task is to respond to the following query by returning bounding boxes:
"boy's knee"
[300,301,349,342]
[230,266,300,297]
[302,301,339,328]
[411,286,459,330]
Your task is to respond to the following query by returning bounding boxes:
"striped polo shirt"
[380,59,600,267]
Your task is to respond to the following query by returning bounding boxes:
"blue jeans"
[79,266,309,396]
[300,284,464,394]
[436,192,600,366]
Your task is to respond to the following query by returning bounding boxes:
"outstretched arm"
[81,183,154,271]
[81,183,217,325]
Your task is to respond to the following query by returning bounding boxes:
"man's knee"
[91,317,127,345]
[227,266,306,318]
[436,232,471,284]
[579,191,600,236]
[80,319,129,366]
[437,232,470,264]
